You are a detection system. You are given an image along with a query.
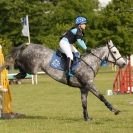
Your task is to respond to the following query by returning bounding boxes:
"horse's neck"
[82,46,108,72]
[92,46,108,60]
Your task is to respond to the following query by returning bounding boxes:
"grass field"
[0,66,133,133]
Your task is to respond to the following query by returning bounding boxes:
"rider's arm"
[77,39,87,50]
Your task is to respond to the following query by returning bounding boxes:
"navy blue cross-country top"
[60,27,87,50]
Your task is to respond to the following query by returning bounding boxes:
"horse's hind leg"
[80,88,92,121]
[14,68,27,79]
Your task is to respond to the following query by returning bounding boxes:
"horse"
[0,40,126,121]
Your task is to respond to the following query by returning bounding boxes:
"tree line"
[0,0,133,56]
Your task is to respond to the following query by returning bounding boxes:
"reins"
[80,57,96,77]
[80,43,123,76]
[80,49,104,77]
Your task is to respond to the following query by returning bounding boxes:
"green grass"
[0,66,133,133]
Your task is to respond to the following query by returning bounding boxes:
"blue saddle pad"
[50,52,80,72]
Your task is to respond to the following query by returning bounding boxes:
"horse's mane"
[81,44,106,58]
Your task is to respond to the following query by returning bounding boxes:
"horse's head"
[106,40,126,68]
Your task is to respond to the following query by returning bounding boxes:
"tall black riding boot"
[66,57,73,77]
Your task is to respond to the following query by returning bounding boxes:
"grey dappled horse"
[0,40,126,121]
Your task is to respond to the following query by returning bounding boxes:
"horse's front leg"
[86,83,120,115]
[80,88,92,121]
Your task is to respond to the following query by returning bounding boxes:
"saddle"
[50,49,80,74]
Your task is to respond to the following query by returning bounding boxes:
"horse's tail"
[0,55,14,72]
[0,43,30,72]
[11,44,29,58]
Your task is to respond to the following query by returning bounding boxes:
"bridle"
[89,44,123,65]
[105,44,123,65]
[80,43,123,77]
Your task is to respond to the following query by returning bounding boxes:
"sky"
[99,0,112,8]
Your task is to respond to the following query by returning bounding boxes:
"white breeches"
[59,39,78,60]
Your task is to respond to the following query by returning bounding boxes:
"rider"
[59,16,87,77]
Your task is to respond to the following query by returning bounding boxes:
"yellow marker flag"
[0,45,12,113]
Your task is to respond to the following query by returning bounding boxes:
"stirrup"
[66,71,73,77]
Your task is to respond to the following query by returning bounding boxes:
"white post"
[28,34,31,44]
[27,15,30,44]
[31,75,34,85]
[35,75,38,85]
[32,75,38,85]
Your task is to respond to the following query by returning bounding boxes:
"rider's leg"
[66,57,73,77]
[59,39,73,77]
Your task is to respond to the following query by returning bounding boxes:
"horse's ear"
[109,40,113,45]
[108,40,113,47]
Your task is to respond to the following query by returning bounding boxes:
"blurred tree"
[89,0,133,55]
[0,0,132,56]
[0,37,12,56]
[41,0,98,50]
[0,0,98,51]
[0,0,54,46]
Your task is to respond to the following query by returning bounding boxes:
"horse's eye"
[113,51,116,54]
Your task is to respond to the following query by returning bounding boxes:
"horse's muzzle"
[119,62,126,68]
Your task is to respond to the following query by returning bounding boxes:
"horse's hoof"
[114,110,121,115]
[84,117,93,121]
[1,112,26,119]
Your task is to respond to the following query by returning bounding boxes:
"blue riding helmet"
[75,16,87,25]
